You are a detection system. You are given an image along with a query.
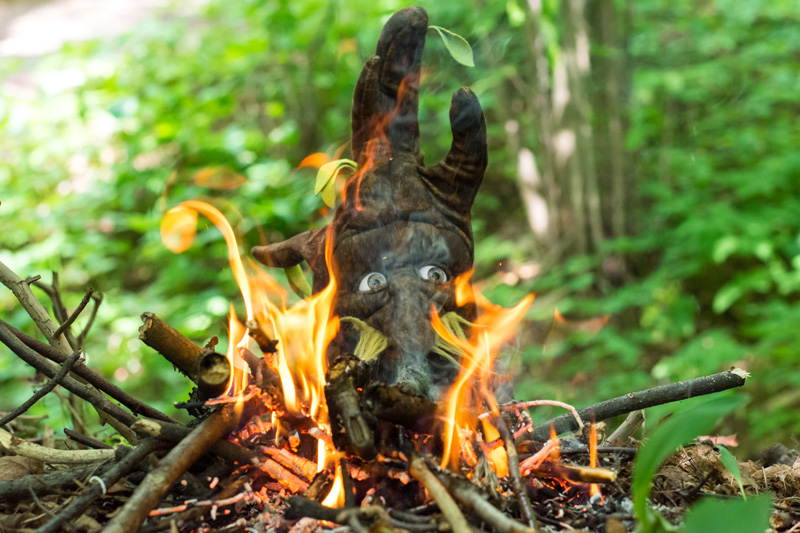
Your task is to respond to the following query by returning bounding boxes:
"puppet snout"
[380,276,445,394]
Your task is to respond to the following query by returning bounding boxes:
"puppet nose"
[382,281,438,395]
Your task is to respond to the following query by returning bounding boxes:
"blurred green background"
[1,0,798,453]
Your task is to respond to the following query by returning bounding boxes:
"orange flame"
[161,200,339,470]
[321,462,346,508]
[589,423,601,499]
[432,271,534,471]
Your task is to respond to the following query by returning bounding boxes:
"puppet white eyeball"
[419,265,448,283]
[358,272,387,292]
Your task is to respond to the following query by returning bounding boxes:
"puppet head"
[253,7,487,398]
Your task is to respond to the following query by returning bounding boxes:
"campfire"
[1,6,792,533]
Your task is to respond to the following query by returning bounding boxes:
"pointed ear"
[252,226,328,288]
[424,88,487,213]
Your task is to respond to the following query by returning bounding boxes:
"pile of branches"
[1,260,770,533]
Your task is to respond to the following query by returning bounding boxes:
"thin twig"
[52,289,93,339]
[524,369,749,441]
[495,417,537,529]
[0,428,115,464]
[0,350,82,428]
[63,428,113,450]
[409,456,471,533]
[1,319,178,424]
[430,463,541,533]
[0,262,71,353]
[37,438,161,533]
[77,292,102,345]
[0,323,138,428]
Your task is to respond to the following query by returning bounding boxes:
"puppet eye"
[358,272,387,292]
[419,265,448,283]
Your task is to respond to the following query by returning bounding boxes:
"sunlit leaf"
[428,25,475,67]
[683,495,772,533]
[161,206,198,253]
[716,445,746,499]
[192,166,247,190]
[632,395,747,530]
[315,159,356,208]
[284,264,312,299]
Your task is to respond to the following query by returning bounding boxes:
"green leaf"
[632,395,747,531]
[683,495,772,533]
[284,264,312,299]
[712,284,743,314]
[428,25,475,67]
[315,159,357,208]
[716,445,746,499]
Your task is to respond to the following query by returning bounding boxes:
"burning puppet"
[253,7,489,400]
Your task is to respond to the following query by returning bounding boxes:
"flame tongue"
[162,201,339,470]
[432,271,534,473]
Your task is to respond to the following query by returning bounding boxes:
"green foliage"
[632,395,746,530]
[683,495,772,533]
[427,26,475,67]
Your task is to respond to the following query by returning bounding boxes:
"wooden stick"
[52,289,93,339]
[139,312,204,382]
[1,319,178,424]
[0,428,115,464]
[103,404,242,533]
[409,456,471,533]
[37,438,161,533]
[602,409,644,446]
[0,349,82,428]
[495,418,537,528]
[0,324,139,428]
[0,463,104,502]
[131,418,254,465]
[431,464,541,533]
[63,428,113,450]
[525,369,748,441]
[77,292,102,345]
[0,262,72,354]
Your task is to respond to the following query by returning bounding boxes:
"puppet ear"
[351,6,427,165]
[252,226,329,289]
[424,88,488,213]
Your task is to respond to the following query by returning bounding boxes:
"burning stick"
[525,462,617,484]
[325,354,376,458]
[104,403,243,533]
[525,369,749,441]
